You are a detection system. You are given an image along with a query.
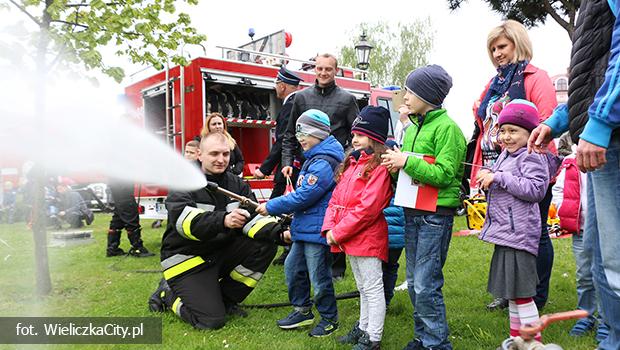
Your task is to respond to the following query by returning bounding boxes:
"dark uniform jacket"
[281,80,359,167]
[567,0,616,142]
[160,171,255,261]
[259,92,296,175]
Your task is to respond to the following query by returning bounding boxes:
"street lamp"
[355,31,373,72]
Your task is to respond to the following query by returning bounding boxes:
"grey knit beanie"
[405,64,453,108]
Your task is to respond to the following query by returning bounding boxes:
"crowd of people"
[128,2,620,349]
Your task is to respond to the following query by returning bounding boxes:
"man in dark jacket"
[254,66,302,199]
[148,132,281,330]
[281,53,359,175]
[255,66,303,265]
[281,53,359,280]
[529,1,620,347]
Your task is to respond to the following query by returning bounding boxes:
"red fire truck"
[124,31,401,219]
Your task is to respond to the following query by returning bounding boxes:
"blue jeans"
[587,138,620,350]
[572,233,598,322]
[404,213,454,350]
[284,241,338,322]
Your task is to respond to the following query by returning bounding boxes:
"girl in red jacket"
[323,106,393,350]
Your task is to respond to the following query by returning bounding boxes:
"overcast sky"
[0,0,573,137]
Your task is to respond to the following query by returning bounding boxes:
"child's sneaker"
[596,322,610,343]
[276,310,314,329]
[569,317,595,336]
[352,331,380,350]
[337,321,363,344]
[308,319,338,337]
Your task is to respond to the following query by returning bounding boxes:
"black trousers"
[269,166,300,200]
[109,183,140,232]
[534,186,554,308]
[167,235,277,329]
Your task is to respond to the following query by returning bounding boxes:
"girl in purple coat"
[476,99,560,342]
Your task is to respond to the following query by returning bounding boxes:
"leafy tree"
[339,19,434,87]
[447,0,580,40]
[2,0,205,295]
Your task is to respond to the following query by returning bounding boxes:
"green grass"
[0,214,598,349]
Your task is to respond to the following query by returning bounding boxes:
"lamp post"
[355,31,373,80]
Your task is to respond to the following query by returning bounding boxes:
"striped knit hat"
[351,106,390,144]
[296,109,331,140]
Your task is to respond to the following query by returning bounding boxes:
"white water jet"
[0,94,206,190]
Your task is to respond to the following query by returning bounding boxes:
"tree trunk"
[31,1,53,296]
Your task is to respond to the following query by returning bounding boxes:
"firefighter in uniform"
[148,132,283,329]
[254,66,302,265]
[107,181,154,257]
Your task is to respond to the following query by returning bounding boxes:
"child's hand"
[326,230,337,245]
[475,169,491,182]
[255,203,269,216]
[478,172,495,190]
[381,149,408,172]
[282,230,292,244]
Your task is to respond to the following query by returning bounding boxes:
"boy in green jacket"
[381,64,466,350]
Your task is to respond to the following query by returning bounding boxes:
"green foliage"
[0,215,598,349]
[2,0,206,82]
[339,19,434,88]
[447,0,580,39]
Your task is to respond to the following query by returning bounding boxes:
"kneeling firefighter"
[148,132,286,329]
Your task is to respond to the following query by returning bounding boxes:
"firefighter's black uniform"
[149,171,279,329]
[107,182,154,257]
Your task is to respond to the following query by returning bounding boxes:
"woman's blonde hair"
[201,112,236,149]
[487,19,533,67]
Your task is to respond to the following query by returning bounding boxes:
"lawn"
[0,214,598,349]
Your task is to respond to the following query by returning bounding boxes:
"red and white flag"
[394,153,438,212]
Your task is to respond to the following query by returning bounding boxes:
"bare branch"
[7,0,42,26]
[65,2,123,6]
[543,0,572,39]
[50,19,89,29]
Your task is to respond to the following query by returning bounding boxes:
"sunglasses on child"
[295,131,310,140]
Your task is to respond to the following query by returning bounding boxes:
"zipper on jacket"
[508,207,515,232]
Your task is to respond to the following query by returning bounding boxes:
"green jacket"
[400,108,466,208]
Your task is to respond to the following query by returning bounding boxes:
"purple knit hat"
[498,99,540,131]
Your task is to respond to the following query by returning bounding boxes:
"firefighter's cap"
[276,66,303,86]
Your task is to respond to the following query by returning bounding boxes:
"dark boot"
[352,331,381,350]
[338,321,363,344]
[106,229,125,257]
[272,245,290,266]
[127,228,155,257]
[486,297,508,311]
[148,278,174,312]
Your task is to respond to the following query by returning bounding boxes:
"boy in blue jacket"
[256,109,344,337]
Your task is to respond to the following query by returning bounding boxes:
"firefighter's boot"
[127,229,155,257]
[106,229,125,257]
[148,278,174,312]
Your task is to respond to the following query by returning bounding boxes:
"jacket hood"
[304,135,345,162]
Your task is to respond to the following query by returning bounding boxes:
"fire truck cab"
[124,32,401,219]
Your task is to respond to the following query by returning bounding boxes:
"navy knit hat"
[276,66,303,86]
[405,64,453,108]
[296,109,331,140]
[351,106,390,144]
[498,99,540,131]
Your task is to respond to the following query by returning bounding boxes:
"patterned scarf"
[477,60,528,119]
[477,60,528,166]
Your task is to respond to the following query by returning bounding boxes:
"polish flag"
[394,154,438,212]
